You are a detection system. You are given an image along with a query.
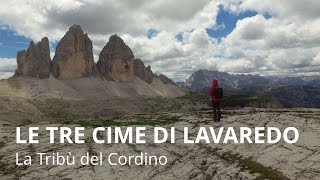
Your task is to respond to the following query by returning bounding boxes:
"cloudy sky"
[0,0,320,81]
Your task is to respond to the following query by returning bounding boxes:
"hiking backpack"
[214,87,223,99]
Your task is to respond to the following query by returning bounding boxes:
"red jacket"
[209,79,221,104]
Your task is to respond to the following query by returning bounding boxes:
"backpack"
[214,87,223,99]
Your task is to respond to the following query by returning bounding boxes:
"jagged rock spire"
[51,24,96,79]
[14,37,51,78]
[133,59,154,83]
[96,34,134,81]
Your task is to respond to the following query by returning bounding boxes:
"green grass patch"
[27,98,72,119]
[203,145,288,180]
[239,157,288,180]
[180,92,209,104]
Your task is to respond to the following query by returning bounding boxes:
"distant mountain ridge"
[182,69,320,108]
[184,69,320,92]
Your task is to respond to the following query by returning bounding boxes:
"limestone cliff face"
[51,25,95,79]
[158,74,175,84]
[14,37,51,78]
[133,59,154,84]
[97,35,135,81]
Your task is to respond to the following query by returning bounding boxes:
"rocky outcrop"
[14,37,51,78]
[51,25,95,79]
[133,59,154,83]
[97,35,134,81]
[96,35,161,83]
[158,74,175,84]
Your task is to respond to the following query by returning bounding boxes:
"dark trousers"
[212,101,221,122]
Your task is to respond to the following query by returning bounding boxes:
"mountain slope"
[2,77,185,99]
[270,85,320,108]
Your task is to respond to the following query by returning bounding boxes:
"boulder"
[51,25,95,79]
[14,37,51,78]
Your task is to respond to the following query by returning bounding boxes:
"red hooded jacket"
[209,79,222,104]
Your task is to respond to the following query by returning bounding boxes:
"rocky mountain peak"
[105,34,134,61]
[29,41,35,47]
[96,34,135,81]
[51,24,96,79]
[69,24,83,32]
[186,69,271,92]
[109,34,124,44]
[14,37,51,78]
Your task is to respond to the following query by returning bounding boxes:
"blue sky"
[0,27,30,58]
[207,6,258,41]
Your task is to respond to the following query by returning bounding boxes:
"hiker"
[209,79,223,122]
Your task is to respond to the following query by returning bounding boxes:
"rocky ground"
[0,108,319,180]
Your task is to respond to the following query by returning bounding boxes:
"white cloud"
[0,58,16,79]
[312,52,320,65]
[0,72,14,79]
[239,0,320,20]
[0,0,216,41]
[215,2,320,77]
